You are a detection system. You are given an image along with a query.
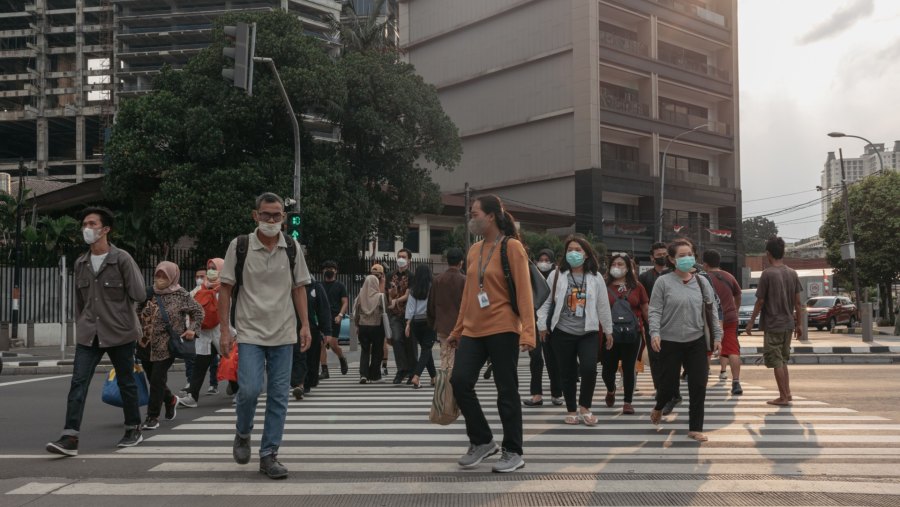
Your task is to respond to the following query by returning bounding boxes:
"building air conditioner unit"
[0,172,11,195]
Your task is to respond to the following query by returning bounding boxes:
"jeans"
[450,333,523,455]
[599,338,642,403]
[550,330,599,412]
[529,334,562,397]
[654,337,708,432]
[410,320,436,379]
[235,342,293,458]
[358,325,385,381]
[143,356,176,418]
[63,339,141,436]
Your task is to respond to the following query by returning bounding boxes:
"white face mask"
[537,261,552,273]
[609,267,626,279]
[258,221,282,237]
[396,258,408,269]
[206,269,219,282]
[195,278,204,287]
[82,227,102,245]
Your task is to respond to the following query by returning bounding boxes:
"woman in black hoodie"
[523,249,564,407]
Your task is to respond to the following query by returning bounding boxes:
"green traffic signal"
[286,212,301,242]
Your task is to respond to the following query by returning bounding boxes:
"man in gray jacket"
[46,206,147,456]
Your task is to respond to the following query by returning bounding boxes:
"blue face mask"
[675,256,696,273]
[566,250,585,268]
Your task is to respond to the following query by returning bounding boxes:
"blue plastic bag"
[101,362,150,407]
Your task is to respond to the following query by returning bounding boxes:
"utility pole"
[254,56,302,211]
[838,149,864,318]
[10,158,25,348]
[464,182,471,252]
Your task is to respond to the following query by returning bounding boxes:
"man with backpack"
[218,193,313,480]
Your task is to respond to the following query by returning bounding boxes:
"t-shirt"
[604,283,649,333]
[90,253,108,274]
[755,265,802,332]
[556,273,587,336]
[322,280,348,318]
[639,267,670,297]
[707,270,741,323]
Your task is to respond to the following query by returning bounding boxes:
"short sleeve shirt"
[755,265,801,332]
[322,280,348,318]
[708,270,741,323]
[220,230,312,346]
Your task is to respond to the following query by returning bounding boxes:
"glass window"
[403,227,420,253]
[429,228,450,255]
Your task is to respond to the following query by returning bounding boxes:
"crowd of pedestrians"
[46,193,792,477]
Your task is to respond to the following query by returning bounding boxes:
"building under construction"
[0,0,340,184]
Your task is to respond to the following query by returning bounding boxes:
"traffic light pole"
[254,57,302,212]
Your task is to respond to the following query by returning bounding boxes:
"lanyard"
[569,271,586,295]
[478,235,503,290]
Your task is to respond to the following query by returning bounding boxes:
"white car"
[738,289,759,333]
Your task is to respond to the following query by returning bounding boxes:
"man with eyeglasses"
[218,192,313,479]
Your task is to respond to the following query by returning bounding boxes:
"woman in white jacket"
[537,235,614,425]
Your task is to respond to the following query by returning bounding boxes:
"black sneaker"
[141,417,160,430]
[292,386,304,400]
[339,357,349,375]
[233,435,251,465]
[117,428,143,448]
[320,366,330,380]
[732,381,743,395]
[46,435,78,457]
[164,396,177,421]
[382,363,389,376]
[259,454,288,479]
[483,364,493,380]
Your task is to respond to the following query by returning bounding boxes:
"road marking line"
[171,423,900,431]
[214,407,857,413]
[5,482,69,495]
[0,375,71,388]
[192,414,887,422]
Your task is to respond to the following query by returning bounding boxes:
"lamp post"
[828,132,884,174]
[657,123,711,242]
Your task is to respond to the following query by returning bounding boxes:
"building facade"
[400,0,741,271]
[1,0,340,183]
[820,141,900,222]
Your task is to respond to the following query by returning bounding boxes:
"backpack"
[231,232,297,326]
[499,237,551,316]
[194,287,220,330]
[607,286,640,344]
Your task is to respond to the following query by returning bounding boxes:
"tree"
[742,217,778,254]
[820,171,900,322]
[104,10,460,261]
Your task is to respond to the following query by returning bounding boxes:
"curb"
[740,354,900,366]
[2,362,188,376]
[740,345,900,355]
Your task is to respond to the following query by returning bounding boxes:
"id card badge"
[477,290,490,308]
[575,304,585,318]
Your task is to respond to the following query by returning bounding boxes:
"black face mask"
[653,257,667,267]
[324,270,336,279]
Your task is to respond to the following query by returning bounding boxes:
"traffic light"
[286,212,302,243]
[222,22,255,94]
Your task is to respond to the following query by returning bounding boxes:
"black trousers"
[358,325,385,381]
[654,337,708,432]
[529,334,562,397]
[410,320,437,379]
[64,339,141,434]
[644,325,681,399]
[291,342,307,388]
[142,354,175,419]
[450,333,523,455]
[599,338,642,403]
[390,316,417,376]
[550,330,599,412]
[305,332,323,388]
[187,345,218,401]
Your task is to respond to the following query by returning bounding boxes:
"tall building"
[400,0,741,271]
[0,0,340,183]
[820,141,900,221]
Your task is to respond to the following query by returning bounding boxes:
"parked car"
[807,296,857,331]
[738,289,759,333]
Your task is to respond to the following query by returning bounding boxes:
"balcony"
[665,167,733,189]
[599,30,648,57]
[658,52,729,81]
[600,91,649,117]
[659,109,731,136]
[653,0,727,28]
[602,158,652,177]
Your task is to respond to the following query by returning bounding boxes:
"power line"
[742,188,817,203]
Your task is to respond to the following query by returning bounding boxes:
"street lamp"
[827,132,885,173]
[657,123,711,242]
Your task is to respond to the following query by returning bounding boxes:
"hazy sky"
[738,0,900,241]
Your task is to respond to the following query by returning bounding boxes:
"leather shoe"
[523,398,543,407]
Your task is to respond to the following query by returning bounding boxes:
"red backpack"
[194,287,220,330]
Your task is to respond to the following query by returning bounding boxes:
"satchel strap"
[155,294,180,341]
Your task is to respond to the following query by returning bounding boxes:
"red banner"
[705,228,732,239]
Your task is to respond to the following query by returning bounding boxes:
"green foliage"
[103,10,460,261]
[742,216,778,254]
[820,171,900,315]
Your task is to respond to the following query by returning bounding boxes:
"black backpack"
[230,232,297,326]
[607,286,639,344]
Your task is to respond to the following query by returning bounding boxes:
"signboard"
[807,281,823,298]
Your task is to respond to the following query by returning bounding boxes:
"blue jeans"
[63,339,141,436]
[235,342,293,458]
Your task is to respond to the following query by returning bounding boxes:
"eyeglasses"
[257,211,284,223]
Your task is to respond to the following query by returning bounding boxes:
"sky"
[738,0,900,242]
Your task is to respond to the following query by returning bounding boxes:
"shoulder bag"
[696,276,716,351]
[157,295,196,358]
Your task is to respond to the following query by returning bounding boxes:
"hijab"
[204,258,225,290]
[356,274,383,316]
[153,261,182,295]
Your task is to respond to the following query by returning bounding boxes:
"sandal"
[564,414,581,425]
[687,431,709,442]
[579,410,598,426]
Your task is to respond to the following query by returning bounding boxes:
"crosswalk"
[7,359,900,505]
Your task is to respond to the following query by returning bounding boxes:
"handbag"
[156,295,196,358]
[101,361,150,407]
[429,367,460,425]
[380,294,393,340]
[696,275,717,351]
[545,269,560,332]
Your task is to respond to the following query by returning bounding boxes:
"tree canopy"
[104,10,460,262]
[741,216,778,254]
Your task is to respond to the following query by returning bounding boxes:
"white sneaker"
[177,394,198,408]
[718,371,728,380]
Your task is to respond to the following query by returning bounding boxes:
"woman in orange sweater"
[448,194,534,474]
